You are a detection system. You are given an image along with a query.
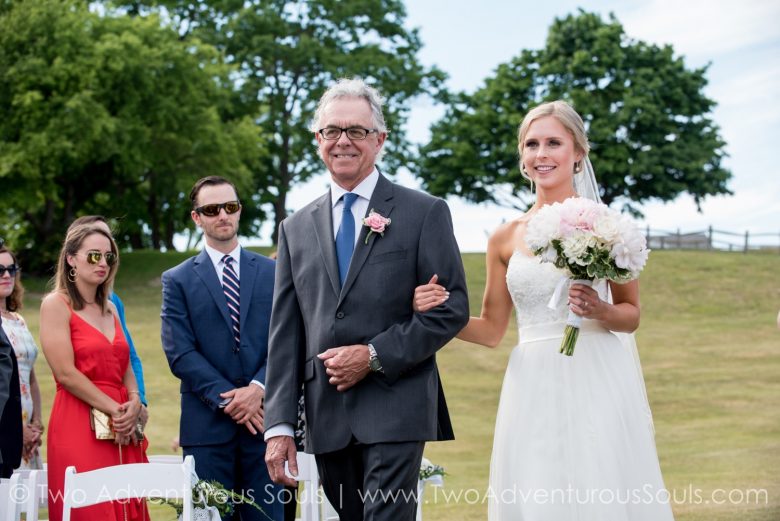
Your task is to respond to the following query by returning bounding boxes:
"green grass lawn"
[20,249,780,520]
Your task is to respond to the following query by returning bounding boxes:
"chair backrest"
[4,470,32,521]
[61,455,194,521]
[0,478,10,521]
[285,452,321,521]
[147,454,184,464]
[25,469,48,521]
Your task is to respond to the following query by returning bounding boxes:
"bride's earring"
[68,267,77,283]
[573,161,582,173]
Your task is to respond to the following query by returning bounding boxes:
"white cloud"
[621,0,780,59]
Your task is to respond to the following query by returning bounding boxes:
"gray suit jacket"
[264,174,469,454]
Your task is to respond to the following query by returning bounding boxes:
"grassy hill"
[19,249,779,520]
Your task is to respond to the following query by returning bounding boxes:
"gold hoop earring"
[68,267,77,283]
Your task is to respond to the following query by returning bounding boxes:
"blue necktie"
[221,255,240,352]
[335,193,358,287]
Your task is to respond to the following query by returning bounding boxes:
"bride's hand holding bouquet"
[524,196,649,356]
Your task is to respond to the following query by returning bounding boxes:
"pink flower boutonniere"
[362,209,391,244]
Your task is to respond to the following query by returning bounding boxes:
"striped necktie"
[221,255,240,351]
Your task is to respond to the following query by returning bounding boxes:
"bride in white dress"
[415,101,674,520]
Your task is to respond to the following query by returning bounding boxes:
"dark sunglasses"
[0,264,19,277]
[195,201,242,217]
[83,250,118,266]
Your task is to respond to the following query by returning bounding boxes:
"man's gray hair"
[309,78,388,133]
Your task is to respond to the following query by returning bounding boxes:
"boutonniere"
[362,209,391,244]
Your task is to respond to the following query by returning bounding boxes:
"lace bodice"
[506,252,611,329]
[506,252,570,328]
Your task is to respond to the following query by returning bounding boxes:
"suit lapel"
[239,249,256,332]
[193,249,233,333]
[338,174,395,304]
[310,191,341,298]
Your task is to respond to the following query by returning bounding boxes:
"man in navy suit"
[161,176,283,520]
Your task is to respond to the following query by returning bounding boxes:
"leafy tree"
[415,10,731,213]
[0,0,264,269]
[114,0,445,243]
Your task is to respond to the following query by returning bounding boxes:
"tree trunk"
[271,131,292,245]
[62,183,75,226]
[128,232,144,250]
[271,188,288,245]
[164,214,175,251]
[147,172,161,250]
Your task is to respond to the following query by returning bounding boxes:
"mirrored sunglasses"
[84,250,118,266]
[195,201,242,217]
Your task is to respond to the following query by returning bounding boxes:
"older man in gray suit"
[263,78,469,520]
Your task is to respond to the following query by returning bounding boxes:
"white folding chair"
[61,455,195,521]
[147,454,183,464]
[285,451,324,521]
[4,471,25,521]
[25,468,49,521]
[0,478,11,520]
[416,474,444,521]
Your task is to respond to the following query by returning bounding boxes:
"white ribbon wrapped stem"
[547,278,594,328]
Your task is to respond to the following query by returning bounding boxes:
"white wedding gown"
[488,253,675,520]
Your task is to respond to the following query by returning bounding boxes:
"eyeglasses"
[83,250,118,266]
[0,264,18,277]
[195,201,242,217]
[318,126,379,141]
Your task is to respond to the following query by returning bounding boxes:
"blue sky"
[277,0,780,251]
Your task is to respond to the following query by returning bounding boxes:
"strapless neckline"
[506,251,570,329]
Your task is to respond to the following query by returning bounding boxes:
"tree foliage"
[415,10,732,213]
[0,0,264,269]
[118,0,445,242]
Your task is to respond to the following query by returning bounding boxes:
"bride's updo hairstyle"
[517,100,590,186]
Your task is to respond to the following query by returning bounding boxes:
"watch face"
[369,357,382,372]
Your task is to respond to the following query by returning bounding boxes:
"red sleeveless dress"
[47,304,149,521]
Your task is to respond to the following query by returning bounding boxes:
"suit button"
[336,311,345,319]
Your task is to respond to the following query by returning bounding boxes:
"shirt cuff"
[264,423,295,442]
[250,380,265,390]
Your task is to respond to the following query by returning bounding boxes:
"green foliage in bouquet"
[548,240,633,282]
[419,458,447,481]
[150,479,271,520]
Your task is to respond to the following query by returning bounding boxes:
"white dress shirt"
[264,169,380,442]
[204,243,241,282]
[330,168,379,241]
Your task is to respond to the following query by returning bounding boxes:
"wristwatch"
[367,343,383,373]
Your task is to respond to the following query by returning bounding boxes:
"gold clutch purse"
[90,408,115,440]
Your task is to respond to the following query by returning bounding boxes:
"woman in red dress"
[40,223,148,521]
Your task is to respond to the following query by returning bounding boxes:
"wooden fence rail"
[645,226,780,253]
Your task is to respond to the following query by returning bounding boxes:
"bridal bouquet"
[525,197,649,356]
[419,457,446,481]
[152,478,270,521]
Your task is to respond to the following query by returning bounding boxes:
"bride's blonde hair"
[517,101,590,186]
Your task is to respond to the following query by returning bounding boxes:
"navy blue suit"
[161,248,282,520]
